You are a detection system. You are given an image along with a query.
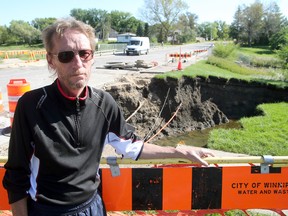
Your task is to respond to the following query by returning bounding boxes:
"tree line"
[0,0,287,53]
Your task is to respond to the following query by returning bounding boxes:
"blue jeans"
[28,192,106,216]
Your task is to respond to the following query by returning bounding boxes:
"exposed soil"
[104,75,228,141]
[104,74,288,142]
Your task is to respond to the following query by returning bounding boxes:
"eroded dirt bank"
[104,75,288,141]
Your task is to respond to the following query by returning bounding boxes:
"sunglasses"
[51,50,94,63]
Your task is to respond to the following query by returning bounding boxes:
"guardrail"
[2,155,287,165]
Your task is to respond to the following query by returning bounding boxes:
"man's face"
[47,29,94,96]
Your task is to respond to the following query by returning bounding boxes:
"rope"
[125,100,145,122]
[144,87,171,141]
[145,102,182,144]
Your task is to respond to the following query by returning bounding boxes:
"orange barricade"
[101,165,288,212]
[169,53,192,58]
[0,164,9,210]
[1,163,288,215]
[7,79,30,126]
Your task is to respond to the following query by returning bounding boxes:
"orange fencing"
[0,50,46,60]
[169,53,192,58]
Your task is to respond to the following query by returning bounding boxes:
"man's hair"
[42,17,96,52]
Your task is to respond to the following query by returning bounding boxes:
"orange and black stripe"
[100,166,288,211]
[1,165,287,211]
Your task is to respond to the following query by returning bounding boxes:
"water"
[154,120,242,147]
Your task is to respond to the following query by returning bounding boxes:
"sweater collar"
[56,79,88,101]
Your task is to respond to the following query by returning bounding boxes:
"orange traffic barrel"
[0,89,3,114]
[7,79,30,126]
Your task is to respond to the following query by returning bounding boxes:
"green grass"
[207,102,288,155]
[156,60,252,80]
[0,44,44,51]
[238,46,277,57]
[156,60,288,88]
[156,46,287,156]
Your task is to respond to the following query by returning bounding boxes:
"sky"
[0,0,288,26]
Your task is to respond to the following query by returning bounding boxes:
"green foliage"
[31,18,57,31]
[177,29,196,43]
[277,45,288,66]
[230,1,285,46]
[136,23,144,36]
[0,26,9,44]
[270,27,288,50]
[207,56,268,76]
[141,0,188,40]
[212,43,237,58]
[155,60,250,80]
[207,103,288,156]
[237,53,284,68]
[9,20,41,45]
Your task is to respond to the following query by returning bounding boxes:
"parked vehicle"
[125,37,150,55]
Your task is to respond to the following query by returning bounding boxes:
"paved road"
[0,43,212,110]
[0,43,212,150]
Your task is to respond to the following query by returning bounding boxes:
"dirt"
[104,75,228,142]
[104,73,288,143]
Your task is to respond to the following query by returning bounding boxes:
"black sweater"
[3,80,141,206]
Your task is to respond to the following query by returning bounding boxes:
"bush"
[212,43,237,58]
[277,45,288,68]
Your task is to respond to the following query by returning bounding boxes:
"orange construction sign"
[1,164,288,212]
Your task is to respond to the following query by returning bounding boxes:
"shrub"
[277,45,288,68]
[212,43,237,58]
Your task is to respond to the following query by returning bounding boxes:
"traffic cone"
[177,47,183,70]
[177,56,182,70]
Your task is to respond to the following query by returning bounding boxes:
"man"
[3,18,213,216]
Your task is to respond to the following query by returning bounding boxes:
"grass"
[238,46,277,57]
[156,60,288,88]
[207,102,288,155]
[156,45,288,156]
[0,44,44,51]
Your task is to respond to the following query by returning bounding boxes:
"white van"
[125,37,150,55]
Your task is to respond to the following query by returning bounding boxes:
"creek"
[154,120,242,147]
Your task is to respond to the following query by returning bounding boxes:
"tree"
[144,23,149,37]
[140,0,188,41]
[110,10,133,33]
[31,18,57,31]
[0,25,9,44]
[9,20,41,45]
[71,9,111,41]
[94,10,111,40]
[230,6,243,43]
[136,23,144,36]
[197,22,216,41]
[261,1,283,45]
[177,12,198,42]
[241,2,263,46]
[215,21,230,40]
[70,8,92,26]
[270,27,288,50]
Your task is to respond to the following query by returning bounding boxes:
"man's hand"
[175,144,214,166]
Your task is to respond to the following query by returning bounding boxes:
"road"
[0,43,212,110]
